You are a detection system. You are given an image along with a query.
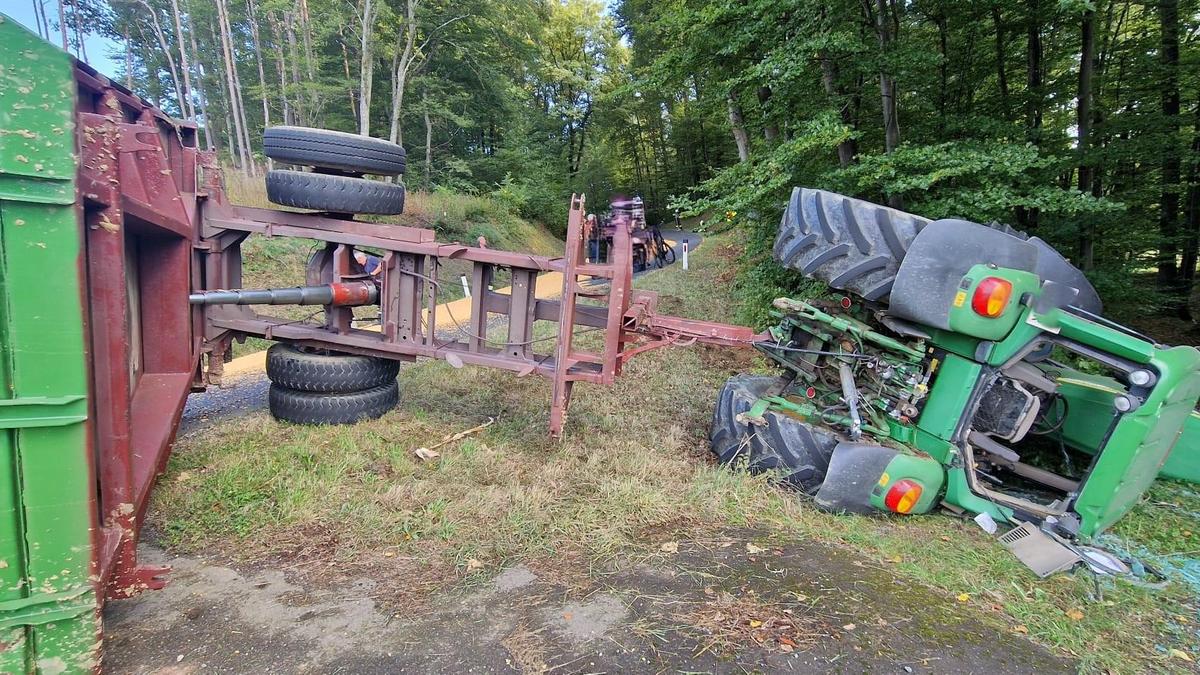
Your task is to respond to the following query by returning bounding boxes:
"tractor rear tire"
[269,381,399,425]
[266,170,405,215]
[263,126,407,176]
[710,374,840,492]
[773,188,931,303]
[266,343,400,393]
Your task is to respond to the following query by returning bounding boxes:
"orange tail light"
[971,277,1013,318]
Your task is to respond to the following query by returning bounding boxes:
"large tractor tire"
[773,187,1102,313]
[266,170,406,214]
[269,381,399,425]
[263,126,407,176]
[709,374,839,492]
[266,343,400,393]
[773,188,930,303]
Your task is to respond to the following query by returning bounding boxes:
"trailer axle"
[188,281,378,307]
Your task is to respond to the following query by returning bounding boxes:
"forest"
[22,0,1200,327]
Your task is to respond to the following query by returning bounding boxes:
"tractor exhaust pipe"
[189,281,378,307]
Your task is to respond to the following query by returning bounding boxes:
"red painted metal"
[72,59,760,608]
[74,63,199,602]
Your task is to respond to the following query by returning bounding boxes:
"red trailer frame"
[71,61,762,603]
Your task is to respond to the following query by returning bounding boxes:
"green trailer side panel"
[0,14,100,674]
[0,15,77,206]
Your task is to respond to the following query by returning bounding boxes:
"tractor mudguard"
[889,219,1039,332]
[815,442,945,515]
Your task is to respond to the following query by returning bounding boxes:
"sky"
[5,3,121,76]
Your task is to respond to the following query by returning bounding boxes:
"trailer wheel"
[263,126,407,176]
[710,374,839,492]
[266,343,400,393]
[269,381,399,425]
[266,170,405,215]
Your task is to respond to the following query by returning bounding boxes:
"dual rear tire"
[266,344,399,425]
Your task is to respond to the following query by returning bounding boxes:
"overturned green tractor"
[711,188,1200,544]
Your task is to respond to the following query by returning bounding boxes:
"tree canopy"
[27,0,1200,320]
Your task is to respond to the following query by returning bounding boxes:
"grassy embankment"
[159,216,1199,672]
[222,171,563,356]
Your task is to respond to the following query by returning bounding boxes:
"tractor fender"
[815,442,945,515]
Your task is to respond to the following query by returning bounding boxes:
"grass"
[156,229,1200,673]
[221,171,563,356]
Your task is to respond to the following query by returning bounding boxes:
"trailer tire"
[269,381,399,425]
[710,374,839,492]
[266,343,400,393]
[264,126,407,176]
[266,170,405,214]
[773,188,931,303]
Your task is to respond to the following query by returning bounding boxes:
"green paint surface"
[0,14,100,673]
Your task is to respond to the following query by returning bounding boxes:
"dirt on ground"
[103,532,1072,674]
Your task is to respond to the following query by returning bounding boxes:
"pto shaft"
[189,281,378,307]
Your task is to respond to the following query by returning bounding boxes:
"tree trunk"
[140,0,188,119]
[168,0,195,119]
[1157,0,1184,316]
[1077,7,1095,270]
[55,0,67,50]
[423,101,433,189]
[71,0,86,60]
[875,0,900,156]
[31,0,46,40]
[358,0,376,136]
[871,0,902,207]
[123,24,133,89]
[338,22,357,127]
[184,0,214,150]
[215,0,254,173]
[991,5,1008,107]
[246,0,272,167]
[726,89,750,163]
[1181,99,1200,297]
[936,10,948,118]
[1025,0,1043,140]
[388,0,419,146]
[223,0,257,174]
[207,15,235,159]
[758,86,780,142]
[269,13,292,125]
[298,0,316,79]
[820,53,858,167]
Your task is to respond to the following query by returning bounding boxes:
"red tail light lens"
[971,277,1013,318]
[884,479,923,514]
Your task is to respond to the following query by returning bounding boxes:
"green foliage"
[832,141,1121,223]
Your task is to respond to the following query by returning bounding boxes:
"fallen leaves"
[1065,608,1084,621]
[1169,648,1194,663]
[686,591,830,657]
